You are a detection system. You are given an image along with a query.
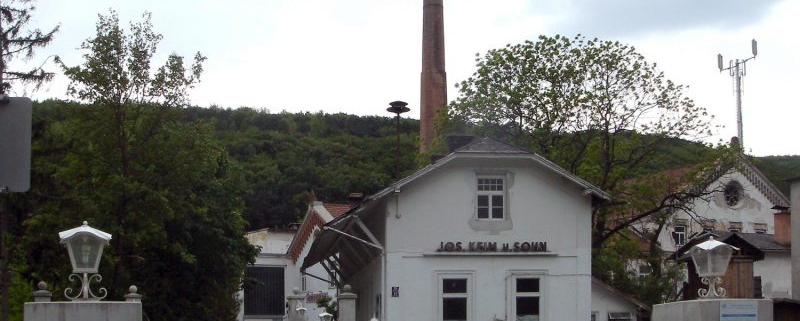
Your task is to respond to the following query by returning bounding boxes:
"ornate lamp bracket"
[64,273,108,301]
[698,276,726,298]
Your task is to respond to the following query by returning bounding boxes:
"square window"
[477,176,505,220]
[513,276,541,321]
[672,225,686,246]
[440,275,471,321]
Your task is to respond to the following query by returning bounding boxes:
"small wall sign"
[391,287,399,297]
[720,300,757,321]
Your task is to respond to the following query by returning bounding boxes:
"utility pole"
[717,39,757,149]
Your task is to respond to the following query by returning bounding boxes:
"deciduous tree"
[23,11,255,321]
[446,34,731,303]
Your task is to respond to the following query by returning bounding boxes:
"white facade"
[656,170,786,253]
[302,137,609,321]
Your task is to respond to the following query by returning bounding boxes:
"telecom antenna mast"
[717,39,757,149]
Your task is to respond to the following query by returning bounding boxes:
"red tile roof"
[288,203,351,263]
[323,203,351,218]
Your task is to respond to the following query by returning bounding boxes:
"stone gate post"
[337,285,357,321]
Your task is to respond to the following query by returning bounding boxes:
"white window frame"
[637,263,652,279]
[477,175,506,220]
[437,272,474,321]
[507,271,545,321]
[673,225,687,246]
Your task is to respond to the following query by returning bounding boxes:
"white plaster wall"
[657,170,778,253]
[590,283,639,321]
[379,156,593,321]
[754,252,792,298]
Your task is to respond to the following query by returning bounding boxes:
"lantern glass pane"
[691,248,712,277]
[68,235,102,271]
[709,247,732,276]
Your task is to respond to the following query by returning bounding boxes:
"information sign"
[720,300,757,321]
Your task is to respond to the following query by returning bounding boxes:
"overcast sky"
[15,0,800,156]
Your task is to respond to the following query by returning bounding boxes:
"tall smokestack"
[420,0,447,153]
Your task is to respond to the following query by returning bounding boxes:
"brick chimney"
[420,0,447,153]
[773,205,791,246]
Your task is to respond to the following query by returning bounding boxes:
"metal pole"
[395,114,400,179]
[734,59,743,148]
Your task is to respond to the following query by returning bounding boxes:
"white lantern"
[319,312,333,321]
[689,236,739,298]
[58,221,112,300]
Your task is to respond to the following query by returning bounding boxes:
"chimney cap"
[387,101,410,115]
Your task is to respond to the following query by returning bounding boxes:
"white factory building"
[239,136,651,321]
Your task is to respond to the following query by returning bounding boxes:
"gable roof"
[288,202,350,262]
[362,137,610,207]
[737,156,790,207]
[672,230,789,262]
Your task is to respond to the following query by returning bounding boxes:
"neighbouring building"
[644,148,792,299]
[238,201,350,321]
[591,277,650,321]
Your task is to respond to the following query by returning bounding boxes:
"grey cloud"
[551,0,784,37]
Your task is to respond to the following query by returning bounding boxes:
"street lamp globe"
[689,236,739,298]
[59,221,112,274]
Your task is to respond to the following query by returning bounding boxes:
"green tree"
[22,11,255,321]
[448,34,719,248]
[446,34,730,304]
[0,0,59,93]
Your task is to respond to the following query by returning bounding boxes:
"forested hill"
[30,101,799,230]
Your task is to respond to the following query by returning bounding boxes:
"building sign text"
[436,241,547,252]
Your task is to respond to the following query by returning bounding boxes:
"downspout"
[383,191,398,321]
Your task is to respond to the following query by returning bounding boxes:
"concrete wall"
[652,299,772,321]
[25,302,142,321]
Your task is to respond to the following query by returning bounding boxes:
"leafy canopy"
[446,34,724,304]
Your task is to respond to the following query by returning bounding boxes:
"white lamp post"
[689,236,739,298]
[58,221,112,300]
[319,312,333,321]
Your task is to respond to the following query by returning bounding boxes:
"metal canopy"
[300,213,382,284]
